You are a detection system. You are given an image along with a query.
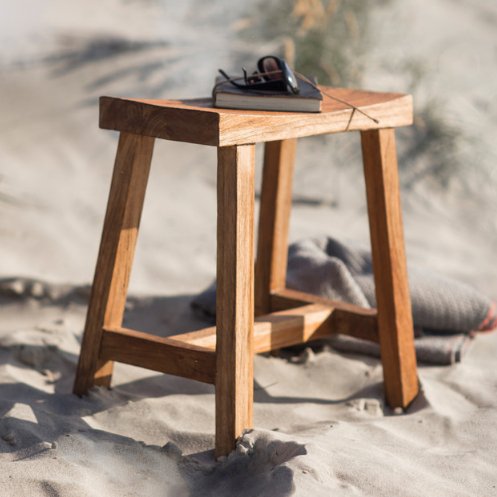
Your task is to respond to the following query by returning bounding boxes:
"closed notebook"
[212,75,323,113]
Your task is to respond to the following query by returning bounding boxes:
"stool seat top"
[100,86,412,147]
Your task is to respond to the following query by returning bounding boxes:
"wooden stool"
[74,88,419,456]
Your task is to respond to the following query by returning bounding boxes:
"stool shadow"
[123,293,210,336]
[0,363,299,497]
[0,281,422,493]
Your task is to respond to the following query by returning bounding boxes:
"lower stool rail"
[172,297,378,353]
[270,289,378,342]
[171,303,336,353]
[100,327,216,383]
[98,290,379,389]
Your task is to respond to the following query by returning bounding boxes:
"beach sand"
[1,0,497,495]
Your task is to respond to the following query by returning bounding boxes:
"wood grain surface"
[170,296,378,353]
[255,139,296,315]
[215,144,255,456]
[100,87,413,146]
[73,132,154,395]
[270,288,378,343]
[361,128,419,408]
[100,327,216,384]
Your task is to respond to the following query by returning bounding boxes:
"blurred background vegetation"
[234,0,467,191]
[2,0,496,287]
[243,0,382,87]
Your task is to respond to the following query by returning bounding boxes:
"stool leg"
[361,128,419,409]
[215,144,255,457]
[74,132,155,395]
[255,139,297,316]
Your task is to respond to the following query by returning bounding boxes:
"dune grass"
[240,0,466,190]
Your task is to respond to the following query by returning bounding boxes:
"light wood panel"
[100,327,216,384]
[73,132,154,395]
[100,88,413,146]
[270,288,378,343]
[255,139,297,315]
[171,304,330,351]
[170,299,377,353]
[361,128,419,408]
[215,144,255,457]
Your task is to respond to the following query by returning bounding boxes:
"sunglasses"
[219,55,300,95]
[216,56,379,127]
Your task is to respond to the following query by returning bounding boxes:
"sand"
[1,0,497,495]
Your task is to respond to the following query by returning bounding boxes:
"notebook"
[212,75,323,113]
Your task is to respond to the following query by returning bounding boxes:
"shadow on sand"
[0,278,428,495]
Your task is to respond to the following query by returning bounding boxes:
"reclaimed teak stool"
[74,87,419,456]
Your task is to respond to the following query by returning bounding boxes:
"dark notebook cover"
[213,75,323,113]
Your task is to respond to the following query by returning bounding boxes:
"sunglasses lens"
[281,59,299,93]
[261,57,281,80]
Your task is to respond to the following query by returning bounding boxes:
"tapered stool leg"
[255,139,297,316]
[361,128,419,409]
[74,132,155,395]
[215,144,255,457]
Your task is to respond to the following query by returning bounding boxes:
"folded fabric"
[191,236,497,365]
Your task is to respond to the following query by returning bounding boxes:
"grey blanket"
[192,236,497,365]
